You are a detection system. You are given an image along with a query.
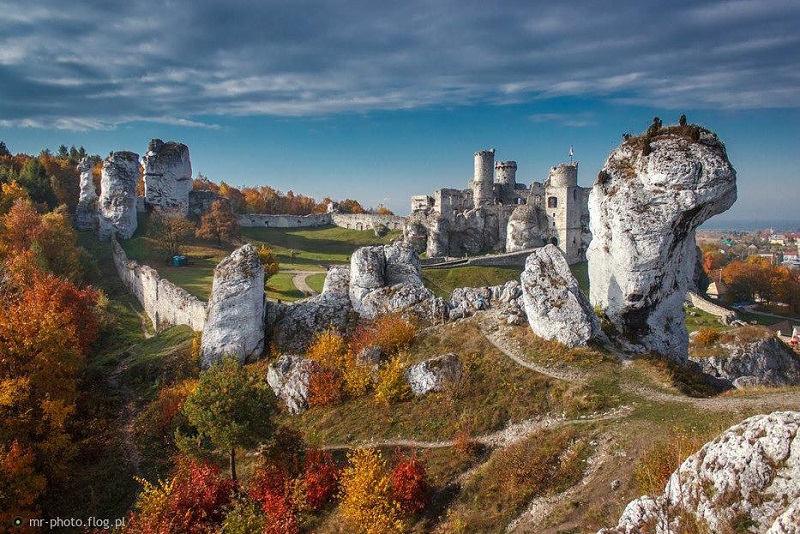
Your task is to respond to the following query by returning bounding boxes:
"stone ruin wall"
[237,212,406,231]
[686,291,738,324]
[111,239,206,331]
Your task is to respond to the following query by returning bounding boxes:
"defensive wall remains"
[686,291,738,325]
[237,212,405,231]
[421,248,536,269]
[111,239,207,331]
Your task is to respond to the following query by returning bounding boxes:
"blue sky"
[1,1,799,222]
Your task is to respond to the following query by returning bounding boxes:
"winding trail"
[107,353,143,478]
[289,271,320,296]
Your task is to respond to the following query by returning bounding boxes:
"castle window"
[547,196,558,208]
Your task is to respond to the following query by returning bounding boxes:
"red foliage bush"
[166,458,236,533]
[307,368,344,407]
[248,465,299,534]
[391,455,429,515]
[302,448,340,510]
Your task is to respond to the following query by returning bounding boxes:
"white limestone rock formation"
[201,244,265,368]
[266,355,316,415]
[506,204,547,252]
[599,411,800,534]
[403,216,428,254]
[690,327,800,388]
[142,139,193,216]
[349,242,446,320]
[522,244,601,347]
[267,266,353,353]
[405,353,463,396]
[426,216,450,258]
[75,157,98,230]
[98,151,139,240]
[448,281,524,320]
[587,125,737,361]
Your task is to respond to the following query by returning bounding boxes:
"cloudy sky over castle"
[1,0,799,221]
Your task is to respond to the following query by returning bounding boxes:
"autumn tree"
[338,198,365,214]
[196,200,241,246]
[257,245,280,288]
[0,252,99,491]
[0,180,30,214]
[182,357,275,481]
[218,182,245,213]
[193,173,220,192]
[148,211,196,256]
[17,157,56,208]
[339,448,405,534]
[391,455,429,515]
[0,440,47,528]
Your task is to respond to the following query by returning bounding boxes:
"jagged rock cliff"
[690,327,800,388]
[599,411,800,534]
[75,157,97,230]
[521,244,601,347]
[267,266,353,353]
[505,204,547,252]
[587,125,736,361]
[142,139,192,216]
[98,151,139,240]
[201,244,265,368]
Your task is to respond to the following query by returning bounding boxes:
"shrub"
[339,448,405,534]
[125,456,236,534]
[375,353,411,405]
[634,428,705,495]
[694,327,720,346]
[220,499,266,534]
[248,464,299,534]
[302,448,340,510]
[259,426,306,476]
[306,327,349,369]
[391,455,429,515]
[308,368,345,407]
[351,312,417,356]
[341,355,374,398]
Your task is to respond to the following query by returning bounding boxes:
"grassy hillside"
[241,224,401,270]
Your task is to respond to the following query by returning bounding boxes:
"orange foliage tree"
[195,199,240,245]
[0,251,99,503]
[338,448,406,534]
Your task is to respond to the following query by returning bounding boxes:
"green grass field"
[306,272,327,293]
[242,225,400,270]
[422,261,589,299]
[266,272,306,302]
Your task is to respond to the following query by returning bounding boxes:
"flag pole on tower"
[569,145,574,164]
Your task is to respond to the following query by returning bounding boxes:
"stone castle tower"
[409,149,591,264]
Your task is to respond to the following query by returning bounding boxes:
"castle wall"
[237,213,334,228]
[332,213,405,231]
[237,212,406,231]
[686,291,737,324]
[111,239,207,331]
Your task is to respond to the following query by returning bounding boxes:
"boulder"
[690,327,800,388]
[267,266,353,353]
[521,245,601,347]
[405,353,463,395]
[587,125,737,362]
[98,151,139,240]
[142,139,192,216]
[599,411,800,534]
[266,355,316,415]
[75,157,98,230]
[349,242,444,320]
[448,281,524,320]
[201,244,265,368]
[506,204,546,252]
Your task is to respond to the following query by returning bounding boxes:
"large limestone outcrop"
[448,281,524,321]
[266,355,316,414]
[267,266,353,353]
[75,157,97,230]
[405,353,463,396]
[506,204,547,253]
[403,216,428,254]
[587,125,736,361]
[201,244,265,368]
[349,242,446,321]
[522,245,601,347]
[690,327,800,388]
[98,151,139,240]
[142,139,192,216]
[599,411,800,534]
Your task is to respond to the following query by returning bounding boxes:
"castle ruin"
[407,149,591,264]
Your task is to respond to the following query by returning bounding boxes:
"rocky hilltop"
[601,411,800,534]
[588,123,737,361]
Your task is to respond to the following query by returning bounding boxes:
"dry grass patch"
[509,326,616,370]
[437,426,594,533]
[691,325,774,360]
